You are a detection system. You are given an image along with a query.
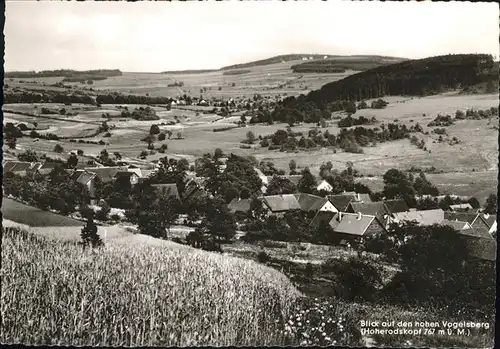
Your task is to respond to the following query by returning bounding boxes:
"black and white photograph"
[1,0,498,347]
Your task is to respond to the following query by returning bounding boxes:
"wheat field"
[1,227,301,346]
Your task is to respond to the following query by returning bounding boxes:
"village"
[2,1,498,346]
[3,150,497,263]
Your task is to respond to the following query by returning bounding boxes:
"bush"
[53,144,64,153]
[257,251,270,264]
[95,201,111,221]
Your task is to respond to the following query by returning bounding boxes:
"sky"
[5,0,499,72]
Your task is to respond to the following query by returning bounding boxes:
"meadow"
[5,90,498,200]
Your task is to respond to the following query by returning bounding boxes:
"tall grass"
[1,227,301,346]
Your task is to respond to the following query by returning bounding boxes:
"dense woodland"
[290,56,404,73]
[281,54,496,112]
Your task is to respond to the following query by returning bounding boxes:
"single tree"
[246,131,256,144]
[150,124,160,135]
[80,211,104,250]
[53,144,64,153]
[297,167,317,194]
[484,194,497,214]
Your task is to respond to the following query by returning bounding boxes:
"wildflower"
[321,322,325,327]
[298,322,302,326]
[325,336,331,341]
[322,332,326,337]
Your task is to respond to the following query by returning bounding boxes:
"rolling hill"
[282,54,497,110]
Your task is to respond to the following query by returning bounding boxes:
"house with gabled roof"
[383,199,410,214]
[294,193,336,213]
[70,170,98,198]
[316,180,333,193]
[261,194,301,215]
[84,166,129,183]
[441,219,473,232]
[346,201,389,226]
[327,193,357,212]
[481,213,497,235]
[329,212,387,241]
[309,210,338,230]
[3,161,42,177]
[444,212,490,231]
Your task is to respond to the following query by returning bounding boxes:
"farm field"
[1,226,301,346]
[6,91,497,199]
[5,60,356,100]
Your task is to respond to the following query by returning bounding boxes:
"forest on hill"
[220,54,331,70]
[279,54,496,112]
[290,56,406,73]
[5,69,123,79]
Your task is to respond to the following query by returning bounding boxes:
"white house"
[316,180,333,193]
[318,200,337,213]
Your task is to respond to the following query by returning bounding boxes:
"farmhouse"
[346,201,389,226]
[444,212,490,231]
[316,180,333,193]
[70,170,98,198]
[327,193,357,212]
[84,166,130,183]
[294,193,336,213]
[3,161,42,177]
[261,194,301,215]
[309,210,337,229]
[329,212,387,242]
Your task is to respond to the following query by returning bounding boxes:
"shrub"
[95,201,111,221]
[257,251,270,264]
[53,144,64,153]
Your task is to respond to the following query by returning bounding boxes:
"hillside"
[220,54,334,71]
[291,56,407,73]
[278,54,496,110]
[161,69,219,74]
[4,69,123,80]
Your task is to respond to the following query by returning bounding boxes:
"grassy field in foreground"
[0,227,301,346]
